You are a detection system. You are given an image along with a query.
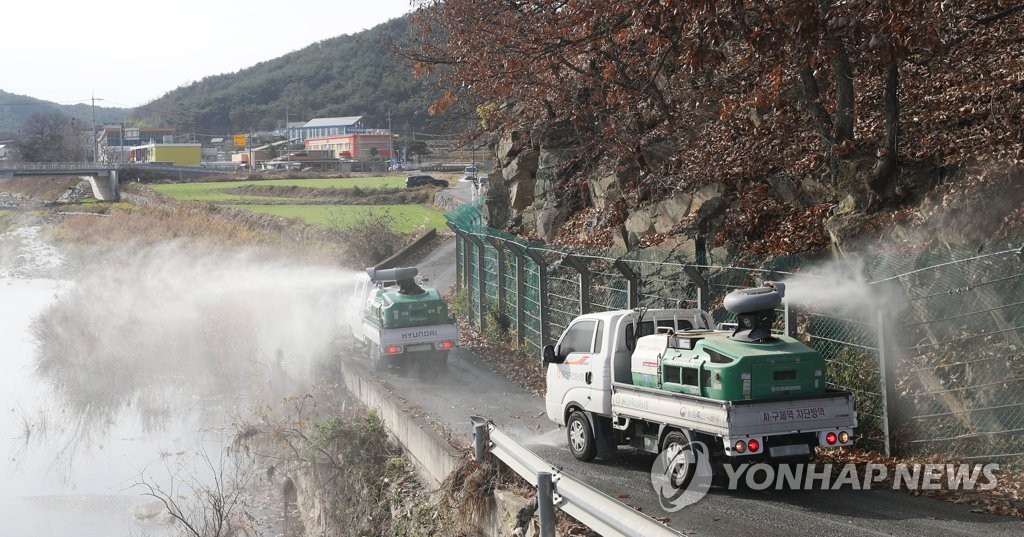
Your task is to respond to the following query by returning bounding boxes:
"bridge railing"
[0,162,116,171]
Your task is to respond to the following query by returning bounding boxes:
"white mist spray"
[32,240,367,436]
[777,257,888,321]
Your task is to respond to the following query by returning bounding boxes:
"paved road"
[364,183,1024,535]
[349,347,1022,536]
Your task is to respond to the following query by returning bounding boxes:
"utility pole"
[91,92,97,164]
[286,109,290,168]
[387,107,393,168]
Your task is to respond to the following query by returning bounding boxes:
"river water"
[0,223,306,536]
[1,226,184,535]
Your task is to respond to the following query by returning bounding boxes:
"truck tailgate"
[374,322,459,348]
[611,384,855,437]
[730,392,857,436]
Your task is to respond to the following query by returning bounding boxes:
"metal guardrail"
[471,416,683,537]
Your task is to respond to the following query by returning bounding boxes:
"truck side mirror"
[542,345,558,364]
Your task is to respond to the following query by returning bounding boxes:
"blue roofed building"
[288,116,364,145]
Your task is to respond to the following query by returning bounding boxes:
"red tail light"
[825,432,838,445]
[386,345,402,354]
[747,438,760,452]
[439,340,455,350]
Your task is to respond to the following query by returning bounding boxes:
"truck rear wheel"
[661,430,697,489]
[566,410,596,461]
[369,343,384,371]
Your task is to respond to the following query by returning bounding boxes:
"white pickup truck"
[543,300,857,470]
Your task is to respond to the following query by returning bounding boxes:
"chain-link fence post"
[465,233,487,331]
[613,259,640,309]
[487,237,508,329]
[506,242,528,345]
[683,265,709,312]
[525,248,551,345]
[785,301,797,338]
[877,309,894,456]
[447,222,464,291]
[563,255,591,315]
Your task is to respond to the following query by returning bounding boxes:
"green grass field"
[151,175,409,202]
[151,175,449,231]
[224,204,447,233]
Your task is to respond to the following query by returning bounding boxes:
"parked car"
[405,175,449,188]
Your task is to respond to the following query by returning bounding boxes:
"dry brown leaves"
[452,314,547,398]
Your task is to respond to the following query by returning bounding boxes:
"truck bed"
[610,382,856,438]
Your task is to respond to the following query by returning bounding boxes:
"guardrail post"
[537,471,556,537]
[506,243,529,345]
[562,255,591,315]
[683,265,709,312]
[473,422,487,463]
[613,259,640,309]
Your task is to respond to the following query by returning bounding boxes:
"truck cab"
[543,309,714,426]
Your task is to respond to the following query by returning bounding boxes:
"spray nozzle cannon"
[723,281,787,343]
[764,280,786,299]
[365,266,425,295]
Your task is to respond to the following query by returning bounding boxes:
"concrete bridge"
[0,162,233,201]
[0,162,123,201]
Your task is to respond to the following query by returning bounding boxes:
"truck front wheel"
[566,410,596,461]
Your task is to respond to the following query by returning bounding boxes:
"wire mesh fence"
[445,202,1024,462]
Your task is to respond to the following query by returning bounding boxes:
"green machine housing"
[629,281,826,401]
[632,331,826,400]
[362,267,451,329]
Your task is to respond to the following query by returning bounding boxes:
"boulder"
[503,149,539,185]
[655,236,698,259]
[696,196,729,234]
[484,171,511,230]
[535,201,567,242]
[824,211,872,256]
[589,174,621,211]
[689,182,725,214]
[653,194,693,233]
[611,224,630,251]
[766,173,808,208]
[496,130,528,167]
[624,207,655,237]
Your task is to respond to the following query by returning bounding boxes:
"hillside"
[0,90,128,138]
[421,1,1024,259]
[131,16,463,136]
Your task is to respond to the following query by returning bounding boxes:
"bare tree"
[13,111,85,162]
[135,443,260,537]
